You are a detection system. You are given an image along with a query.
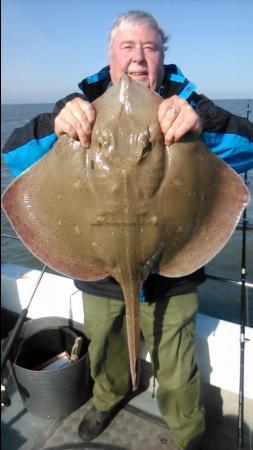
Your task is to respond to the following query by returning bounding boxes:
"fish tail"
[121,283,141,391]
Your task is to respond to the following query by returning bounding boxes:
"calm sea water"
[1,99,253,325]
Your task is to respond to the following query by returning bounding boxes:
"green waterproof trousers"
[83,291,205,450]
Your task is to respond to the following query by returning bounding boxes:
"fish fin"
[1,135,108,280]
[159,136,249,277]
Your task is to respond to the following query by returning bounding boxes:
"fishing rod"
[237,176,248,450]
[1,233,20,240]
[237,99,251,450]
[1,263,47,405]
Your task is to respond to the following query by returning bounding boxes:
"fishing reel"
[1,378,11,407]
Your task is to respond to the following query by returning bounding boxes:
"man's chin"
[128,74,150,88]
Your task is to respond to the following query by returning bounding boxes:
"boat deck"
[2,368,252,450]
[2,372,178,450]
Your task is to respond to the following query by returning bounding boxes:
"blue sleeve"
[191,94,253,174]
[3,132,57,177]
[2,93,84,177]
[201,131,253,174]
[2,112,57,177]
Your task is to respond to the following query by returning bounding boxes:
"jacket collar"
[78,64,191,101]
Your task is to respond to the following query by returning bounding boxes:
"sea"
[1,99,253,326]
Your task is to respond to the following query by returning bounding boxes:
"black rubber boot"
[78,403,122,441]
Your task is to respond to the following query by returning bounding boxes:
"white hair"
[108,10,170,55]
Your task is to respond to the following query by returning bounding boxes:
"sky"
[1,0,253,104]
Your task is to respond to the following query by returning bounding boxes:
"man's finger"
[67,102,93,136]
[55,117,79,141]
[73,120,91,148]
[164,118,183,144]
[79,101,96,126]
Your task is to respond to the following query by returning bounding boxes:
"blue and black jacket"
[2,64,253,301]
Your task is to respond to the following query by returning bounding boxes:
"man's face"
[109,24,165,91]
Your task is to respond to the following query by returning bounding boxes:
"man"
[3,10,253,450]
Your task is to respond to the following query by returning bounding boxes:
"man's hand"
[158,95,203,145]
[54,97,96,148]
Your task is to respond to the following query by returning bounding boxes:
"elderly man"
[54,14,202,148]
[3,10,253,450]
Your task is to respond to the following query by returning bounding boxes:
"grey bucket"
[6,316,92,419]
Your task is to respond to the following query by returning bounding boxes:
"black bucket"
[4,316,92,418]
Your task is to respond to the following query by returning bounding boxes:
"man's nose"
[132,45,145,62]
